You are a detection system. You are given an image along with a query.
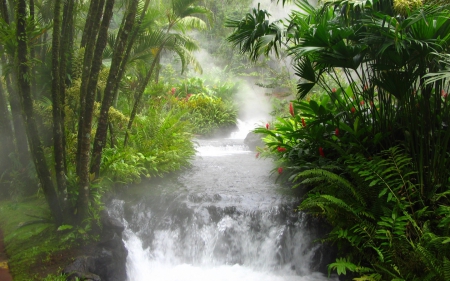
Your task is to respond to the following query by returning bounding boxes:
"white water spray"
[108,137,337,281]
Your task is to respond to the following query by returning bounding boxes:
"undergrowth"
[0,198,92,280]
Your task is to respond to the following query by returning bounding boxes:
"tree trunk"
[124,51,163,147]
[57,0,75,183]
[76,0,106,175]
[76,0,115,223]
[112,0,151,108]
[61,0,75,88]
[0,0,9,26]
[30,0,37,98]
[5,66,31,170]
[0,80,14,185]
[80,0,101,48]
[16,0,63,225]
[51,0,68,211]
[1,0,30,171]
[91,0,139,177]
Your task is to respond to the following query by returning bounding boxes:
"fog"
[183,0,301,127]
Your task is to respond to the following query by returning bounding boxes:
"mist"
[188,0,302,129]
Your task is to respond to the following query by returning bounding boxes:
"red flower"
[255,152,260,158]
[278,167,283,174]
[360,100,365,106]
[265,123,269,129]
[332,88,336,93]
[351,107,356,114]
[301,118,306,127]
[289,102,294,117]
[442,90,448,99]
[335,128,339,137]
[277,146,286,152]
[171,87,176,94]
[319,147,325,157]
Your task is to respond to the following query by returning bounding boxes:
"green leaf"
[57,224,73,231]
[309,100,320,115]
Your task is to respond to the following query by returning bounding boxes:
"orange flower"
[301,118,306,127]
[289,102,294,117]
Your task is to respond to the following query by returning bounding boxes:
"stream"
[107,124,337,281]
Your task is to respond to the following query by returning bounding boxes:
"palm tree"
[123,0,211,146]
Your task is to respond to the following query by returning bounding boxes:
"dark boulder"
[244,131,264,151]
[64,212,128,281]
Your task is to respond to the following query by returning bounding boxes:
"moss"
[0,198,84,280]
[393,0,423,15]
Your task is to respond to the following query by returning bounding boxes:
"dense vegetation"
[227,0,450,280]
[4,0,449,280]
[0,0,247,279]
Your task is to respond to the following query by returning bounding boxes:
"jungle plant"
[229,0,450,279]
[124,97,196,176]
[294,147,450,281]
[228,0,450,193]
[173,92,238,136]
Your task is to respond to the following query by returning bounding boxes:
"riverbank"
[0,198,91,280]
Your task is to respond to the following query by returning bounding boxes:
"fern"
[328,257,358,276]
[295,168,366,206]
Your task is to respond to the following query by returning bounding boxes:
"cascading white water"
[108,126,337,281]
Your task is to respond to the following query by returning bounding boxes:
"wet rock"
[66,269,101,281]
[64,212,128,281]
[244,132,264,151]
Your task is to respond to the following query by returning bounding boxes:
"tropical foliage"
[0,0,215,226]
[228,0,450,280]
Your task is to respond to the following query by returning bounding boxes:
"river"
[107,125,337,281]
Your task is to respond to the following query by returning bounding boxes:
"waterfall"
[108,129,337,281]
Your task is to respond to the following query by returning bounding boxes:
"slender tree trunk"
[51,0,68,212]
[76,0,105,175]
[108,122,114,147]
[6,0,12,21]
[61,0,75,88]
[124,51,163,147]
[0,80,14,183]
[1,0,30,170]
[0,0,14,185]
[41,32,48,65]
[5,66,31,169]
[57,0,75,179]
[29,0,37,98]
[80,0,101,48]
[76,0,115,223]
[16,0,63,225]
[112,0,151,108]
[91,0,139,177]
[0,0,9,27]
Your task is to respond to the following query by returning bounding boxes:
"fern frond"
[328,257,358,276]
[295,168,366,206]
